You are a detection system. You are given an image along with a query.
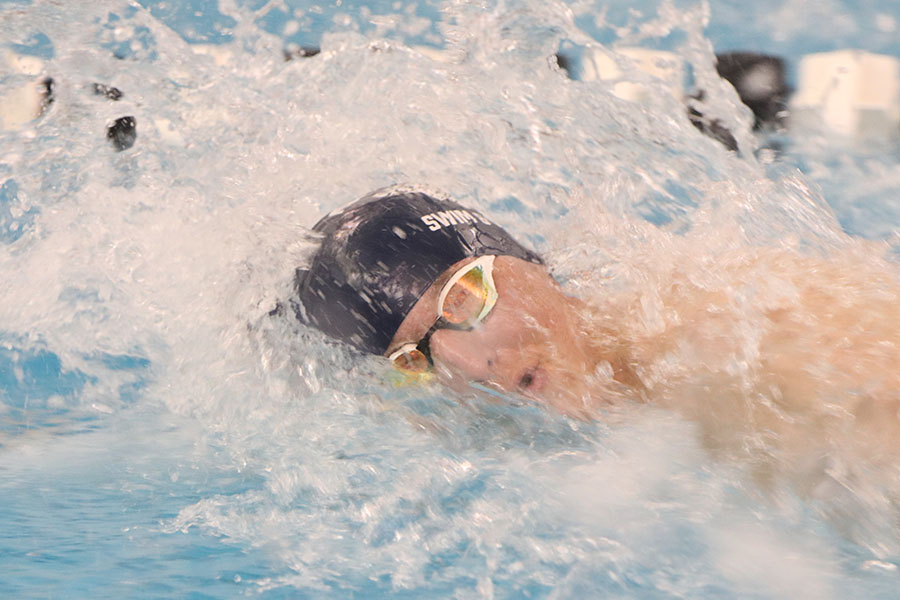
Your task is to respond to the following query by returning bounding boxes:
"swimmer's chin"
[523,362,642,419]
[434,361,627,420]
[515,363,548,394]
[480,366,602,420]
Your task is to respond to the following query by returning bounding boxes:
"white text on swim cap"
[420,210,491,231]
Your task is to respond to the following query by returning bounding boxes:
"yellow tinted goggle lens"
[387,257,497,381]
[390,346,430,373]
[441,265,489,325]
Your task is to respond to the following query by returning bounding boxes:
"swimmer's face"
[388,256,598,416]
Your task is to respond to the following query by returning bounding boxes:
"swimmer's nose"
[429,327,545,392]
[429,327,496,381]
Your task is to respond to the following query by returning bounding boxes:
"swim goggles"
[388,255,498,375]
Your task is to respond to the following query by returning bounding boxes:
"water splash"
[2,0,900,597]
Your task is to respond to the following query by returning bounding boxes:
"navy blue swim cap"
[294,188,542,355]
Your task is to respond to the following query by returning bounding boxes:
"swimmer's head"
[294,188,542,356]
[295,188,630,416]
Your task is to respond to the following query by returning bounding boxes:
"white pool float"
[791,50,900,138]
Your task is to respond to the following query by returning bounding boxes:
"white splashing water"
[1,0,899,597]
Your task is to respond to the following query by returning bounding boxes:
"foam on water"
[2,0,900,597]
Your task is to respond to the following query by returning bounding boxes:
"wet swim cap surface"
[294,189,542,355]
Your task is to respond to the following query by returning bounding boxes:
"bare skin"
[388,251,900,472]
[629,247,900,475]
[389,256,643,419]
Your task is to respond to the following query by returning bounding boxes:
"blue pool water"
[2,0,900,597]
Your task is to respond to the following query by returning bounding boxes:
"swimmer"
[294,188,900,465]
[293,188,636,419]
